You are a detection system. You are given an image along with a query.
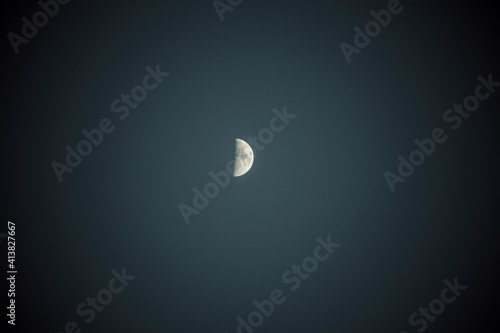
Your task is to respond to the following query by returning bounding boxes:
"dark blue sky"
[2,0,500,332]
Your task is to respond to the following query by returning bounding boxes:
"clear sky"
[2,0,500,332]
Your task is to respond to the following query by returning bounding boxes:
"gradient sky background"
[2,0,500,332]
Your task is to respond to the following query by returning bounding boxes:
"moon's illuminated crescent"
[233,138,254,177]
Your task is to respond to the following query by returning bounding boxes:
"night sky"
[2,0,500,332]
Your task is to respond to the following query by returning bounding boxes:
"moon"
[233,138,254,177]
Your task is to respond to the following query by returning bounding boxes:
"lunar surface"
[233,139,254,177]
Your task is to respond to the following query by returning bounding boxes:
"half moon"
[233,139,254,177]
